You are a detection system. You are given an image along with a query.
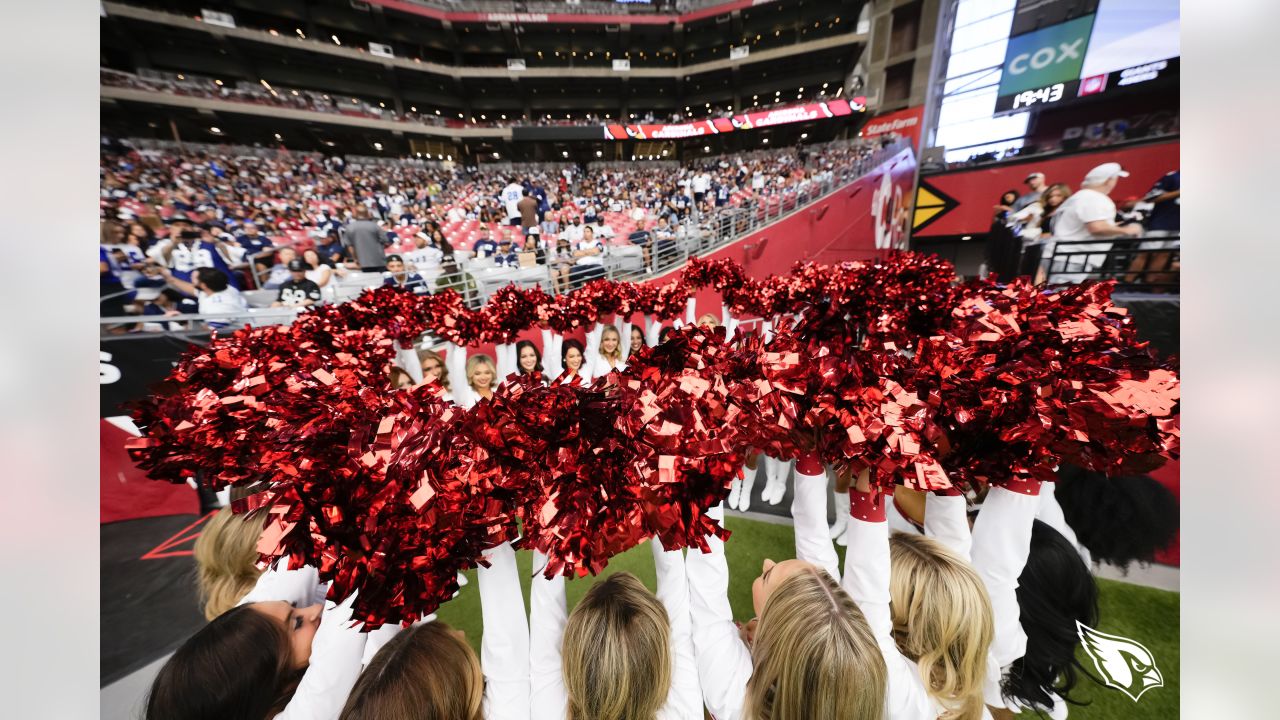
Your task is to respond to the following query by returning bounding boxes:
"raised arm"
[841,481,936,719]
[395,342,424,385]
[644,314,662,347]
[585,321,604,359]
[445,341,474,408]
[652,538,703,719]
[923,489,972,562]
[495,342,517,380]
[237,561,328,610]
[529,551,569,720]
[970,479,1042,669]
[790,454,840,579]
[1035,481,1091,566]
[619,312,635,363]
[273,593,371,720]
[684,503,752,720]
[541,329,564,380]
[478,541,531,720]
[684,297,697,326]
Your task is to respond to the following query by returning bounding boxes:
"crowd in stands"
[102,68,844,129]
[989,162,1180,283]
[99,136,893,328]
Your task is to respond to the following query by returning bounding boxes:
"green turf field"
[435,515,1179,719]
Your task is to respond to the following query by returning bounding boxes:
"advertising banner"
[601,99,863,141]
[998,14,1095,97]
[859,105,924,150]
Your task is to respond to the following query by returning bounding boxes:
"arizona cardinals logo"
[1077,621,1164,702]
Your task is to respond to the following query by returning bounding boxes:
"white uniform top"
[502,183,524,220]
[530,541,704,719]
[237,564,401,720]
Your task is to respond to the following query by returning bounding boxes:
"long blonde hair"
[562,572,671,720]
[743,567,886,720]
[889,532,994,720]
[598,324,622,363]
[193,507,266,620]
[464,353,496,391]
[418,348,450,391]
[339,622,484,720]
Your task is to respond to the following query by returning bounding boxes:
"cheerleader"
[686,498,887,720]
[540,328,590,388]
[338,541,530,720]
[529,539,702,719]
[444,341,498,409]
[514,339,545,381]
[755,319,791,507]
[147,566,399,720]
[793,459,995,719]
[583,322,631,379]
[417,348,454,402]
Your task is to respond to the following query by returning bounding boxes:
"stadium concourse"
[100,1,1181,719]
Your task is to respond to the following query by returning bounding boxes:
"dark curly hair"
[1053,464,1179,571]
[1001,520,1100,714]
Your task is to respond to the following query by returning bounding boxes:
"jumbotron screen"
[994,0,1179,114]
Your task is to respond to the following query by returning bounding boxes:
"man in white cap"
[1012,171,1047,213]
[1050,162,1144,280]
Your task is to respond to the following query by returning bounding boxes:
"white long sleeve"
[842,496,936,720]
[760,319,774,343]
[685,503,752,720]
[529,551,569,720]
[585,321,604,359]
[496,342,517,380]
[652,539,704,720]
[645,314,662,347]
[1035,481,1091,566]
[923,492,972,562]
[721,307,738,338]
[274,594,370,720]
[395,341,424,384]
[238,561,328,610]
[684,297,696,326]
[970,483,1041,668]
[619,312,635,364]
[789,459,840,579]
[478,541,531,720]
[445,341,476,409]
[541,329,564,381]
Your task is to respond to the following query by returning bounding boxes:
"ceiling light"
[411,106,417,112]
[373,142,383,150]
[176,74,185,80]
[274,133,282,140]
[800,133,808,139]
[703,146,710,152]
[332,35,341,45]
[214,79,223,86]
[492,152,500,158]
[762,138,769,144]
[562,151,569,158]
[269,29,279,37]
[595,150,603,157]
[291,89,299,96]
[210,126,221,134]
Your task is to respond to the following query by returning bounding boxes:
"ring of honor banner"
[602,98,865,140]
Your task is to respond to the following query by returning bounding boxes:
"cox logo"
[1008,38,1084,75]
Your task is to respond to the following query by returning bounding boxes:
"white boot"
[738,462,757,512]
[727,477,742,511]
[764,457,788,505]
[830,489,850,545]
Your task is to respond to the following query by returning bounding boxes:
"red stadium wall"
[914,140,1180,238]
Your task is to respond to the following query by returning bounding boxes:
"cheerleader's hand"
[736,617,759,649]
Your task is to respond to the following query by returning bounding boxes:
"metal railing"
[101,139,910,336]
[1035,236,1180,292]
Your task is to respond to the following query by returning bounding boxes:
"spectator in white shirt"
[1052,163,1143,280]
[158,266,249,330]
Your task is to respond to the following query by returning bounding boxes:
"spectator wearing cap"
[493,234,520,268]
[1012,172,1047,212]
[403,231,444,273]
[473,226,500,260]
[272,259,323,308]
[1051,162,1144,280]
[382,254,430,295]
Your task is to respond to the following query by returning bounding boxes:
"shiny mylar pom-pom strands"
[127,253,1179,629]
